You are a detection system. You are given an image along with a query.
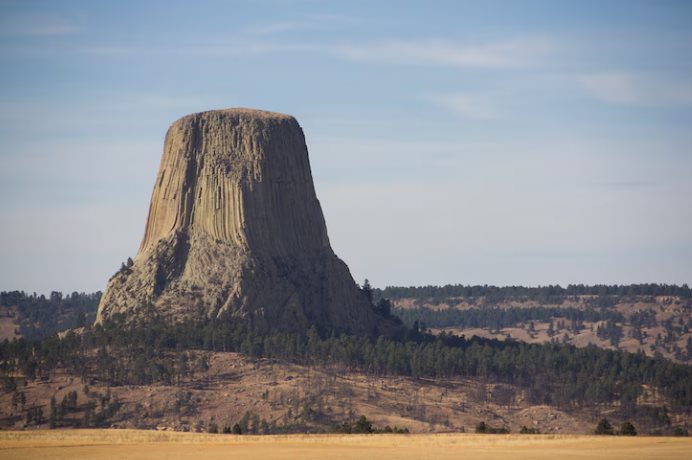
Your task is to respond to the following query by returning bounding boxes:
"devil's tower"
[97,108,385,335]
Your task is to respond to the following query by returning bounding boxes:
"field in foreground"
[1,429,691,460]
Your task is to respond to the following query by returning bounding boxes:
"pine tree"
[354,415,373,433]
[595,418,614,435]
[475,421,488,433]
[49,396,58,429]
[362,279,373,304]
[620,421,637,436]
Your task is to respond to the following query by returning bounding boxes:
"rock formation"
[97,108,388,336]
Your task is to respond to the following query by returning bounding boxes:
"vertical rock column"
[97,108,384,336]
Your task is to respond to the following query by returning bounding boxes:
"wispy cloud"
[244,21,317,36]
[21,24,77,36]
[81,41,318,57]
[577,72,692,106]
[424,93,498,119]
[243,14,360,36]
[334,37,553,69]
[588,180,659,189]
[81,36,553,70]
[0,19,78,37]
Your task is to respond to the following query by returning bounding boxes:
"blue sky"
[1,0,691,294]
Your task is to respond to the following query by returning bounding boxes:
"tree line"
[393,306,624,331]
[377,283,692,302]
[3,282,688,341]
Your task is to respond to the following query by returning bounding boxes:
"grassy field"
[1,430,691,460]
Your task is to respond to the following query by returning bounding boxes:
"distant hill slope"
[0,350,687,435]
[0,291,100,340]
[377,284,691,363]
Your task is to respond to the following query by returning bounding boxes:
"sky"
[1,0,691,294]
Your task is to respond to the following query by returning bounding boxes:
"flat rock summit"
[97,108,387,335]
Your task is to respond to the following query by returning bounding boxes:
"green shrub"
[519,426,540,434]
[595,418,614,435]
[620,422,636,436]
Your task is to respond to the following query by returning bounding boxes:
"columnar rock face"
[96,108,383,335]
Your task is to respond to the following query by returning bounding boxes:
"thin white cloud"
[245,15,359,36]
[81,42,319,57]
[80,46,151,56]
[80,36,552,70]
[244,21,316,36]
[333,37,553,69]
[589,180,658,189]
[576,73,640,104]
[577,72,692,106]
[0,19,78,37]
[424,93,498,119]
[22,24,78,36]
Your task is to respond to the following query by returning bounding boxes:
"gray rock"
[97,108,387,336]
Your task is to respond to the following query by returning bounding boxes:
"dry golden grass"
[1,430,691,460]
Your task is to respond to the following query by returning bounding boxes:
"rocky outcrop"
[97,108,387,336]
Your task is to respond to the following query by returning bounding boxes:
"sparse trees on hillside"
[1,310,692,430]
[394,306,625,331]
[0,290,100,339]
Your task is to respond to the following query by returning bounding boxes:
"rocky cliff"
[97,108,386,336]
